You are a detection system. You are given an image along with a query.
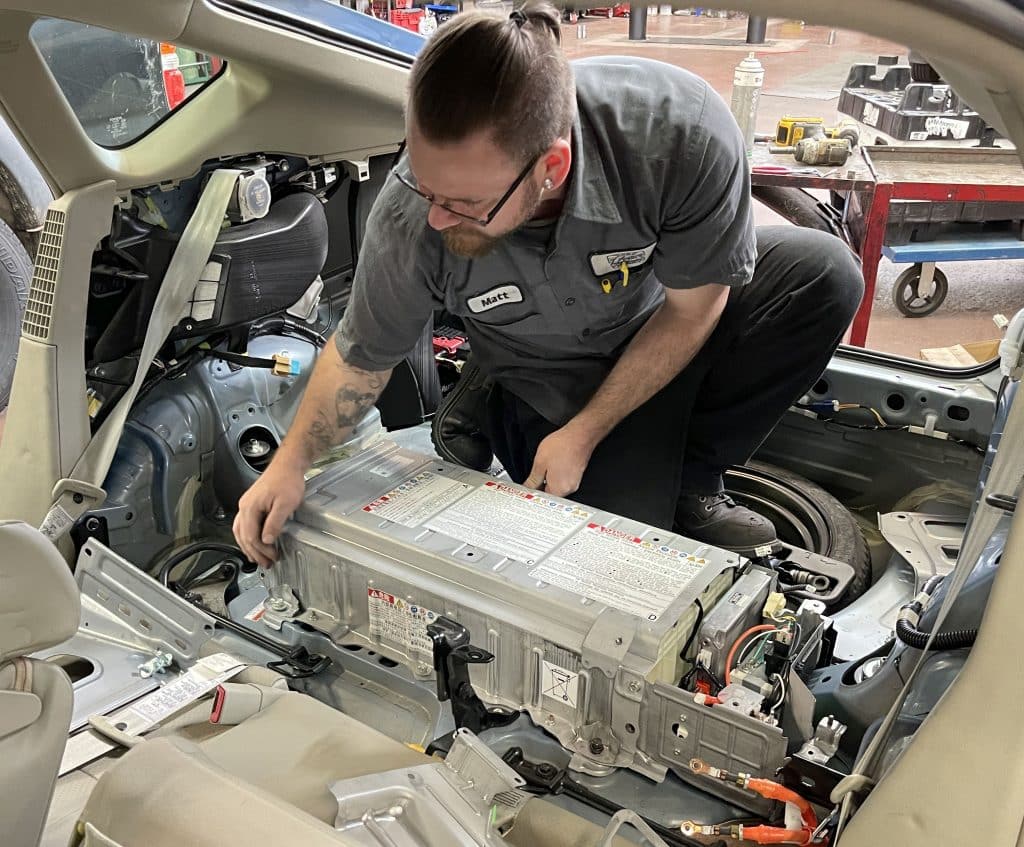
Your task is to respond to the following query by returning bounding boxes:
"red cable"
[747,779,819,830]
[740,825,812,845]
[724,624,778,685]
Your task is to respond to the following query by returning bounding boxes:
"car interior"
[0,1,1023,846]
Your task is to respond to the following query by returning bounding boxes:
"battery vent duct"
[22,208,66,340]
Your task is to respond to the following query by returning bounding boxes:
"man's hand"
[523,422,599,497]
[233,456,307,567]
[231,337,392,566]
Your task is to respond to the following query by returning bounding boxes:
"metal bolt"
[544,715,556,727]
[309,610,319,621]
[268,597,288,612]
[589,738,605,755]
[628,680,642,694]
[138,651,173,679]
[673,748,681,756]
[85,517,101,532]
[614,637,623,646]
[73,493,84,504]
[536,763,556,779]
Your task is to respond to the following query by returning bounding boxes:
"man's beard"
[442,177,544,259]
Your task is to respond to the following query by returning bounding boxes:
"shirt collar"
[562,109,622,225]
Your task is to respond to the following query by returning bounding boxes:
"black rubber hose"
[894,618,978,651]
[155,541,249,587]
[894,574,977,650]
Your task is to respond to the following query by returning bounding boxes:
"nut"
[589,738,605,755]
[268,597,288,612]
[536,763,557,779]
[628,680,642,694]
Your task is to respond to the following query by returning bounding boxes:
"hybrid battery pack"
[270,440,739,778]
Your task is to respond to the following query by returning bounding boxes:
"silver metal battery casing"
[697,568,775,679]
[272,440,738,779]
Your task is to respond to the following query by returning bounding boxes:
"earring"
[543,178,553,190]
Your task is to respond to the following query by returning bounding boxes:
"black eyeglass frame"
[390,139,541,227]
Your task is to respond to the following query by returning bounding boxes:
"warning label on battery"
[530,524,707,621]
[363,471,471,528]
[426,481,591,565]
[542,660,579,708]
[367,588,439,654]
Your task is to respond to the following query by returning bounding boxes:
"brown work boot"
[675,492,778,556]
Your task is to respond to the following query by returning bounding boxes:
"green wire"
[738,630,776,668]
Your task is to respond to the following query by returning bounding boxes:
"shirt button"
[564,297,576,306]
[582,328,591,337]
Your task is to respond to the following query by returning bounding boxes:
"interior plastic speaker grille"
[23,208,66,340]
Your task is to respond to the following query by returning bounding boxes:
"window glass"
[557,14,1021,365]
[30,18,224,148]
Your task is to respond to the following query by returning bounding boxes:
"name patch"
[467,284,524,314]
[589,243,657,276]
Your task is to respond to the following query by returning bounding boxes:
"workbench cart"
[750,145,1024,347]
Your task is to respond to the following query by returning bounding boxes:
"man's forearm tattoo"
[305,408,337,459]
[335,387,377,428]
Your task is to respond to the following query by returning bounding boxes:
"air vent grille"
[22,208,66,340]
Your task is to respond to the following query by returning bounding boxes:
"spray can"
[729,52,764,157]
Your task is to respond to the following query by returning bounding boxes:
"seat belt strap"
[39,170,242,542]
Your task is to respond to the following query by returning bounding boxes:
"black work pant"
[484,226,865,531]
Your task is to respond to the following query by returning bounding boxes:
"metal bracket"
[441,728,530,820]
[879,512,965,585]
[329,729,528,846]
[427,617,518,739]
[74,538,218,663]
[500,747,564,793]
[797,715,847,764]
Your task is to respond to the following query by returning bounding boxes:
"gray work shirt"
[337,56,755,426]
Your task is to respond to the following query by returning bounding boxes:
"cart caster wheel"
[892,263,948,318]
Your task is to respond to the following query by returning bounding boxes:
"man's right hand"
[231,338,393,566]
[233,455,307,567]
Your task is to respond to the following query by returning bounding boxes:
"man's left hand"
[523,422,599,497]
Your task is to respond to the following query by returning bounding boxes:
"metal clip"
[810,807,838,843]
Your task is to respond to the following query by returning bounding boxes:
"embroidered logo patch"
[467,284,524,314]
[589,242,657,276]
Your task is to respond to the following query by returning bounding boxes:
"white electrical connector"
[763,592,787,621]
[907,424,950,441]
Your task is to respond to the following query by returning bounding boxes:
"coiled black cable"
[894,618,977,651]
[154,541,249,588]
[894,574,978,650]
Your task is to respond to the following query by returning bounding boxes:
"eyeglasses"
[390,139,540,227]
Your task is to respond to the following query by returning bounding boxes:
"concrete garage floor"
[559,13,1024,361]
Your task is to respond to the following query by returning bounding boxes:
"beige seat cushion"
[78,736,354,847]
[201,691,428,822]
[200,692,634,847]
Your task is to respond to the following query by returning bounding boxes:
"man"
[234,2,863,567]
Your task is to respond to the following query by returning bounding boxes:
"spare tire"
[0,216,31,411]
[724,460,871,601]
